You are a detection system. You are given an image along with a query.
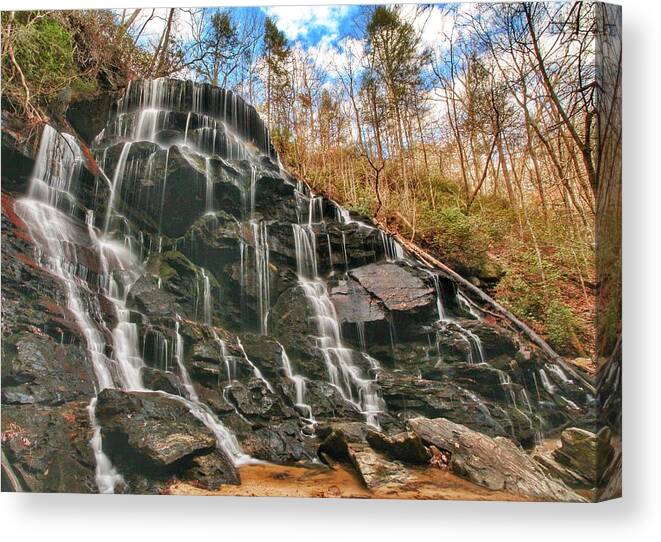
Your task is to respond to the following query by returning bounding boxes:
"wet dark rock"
[296,381,364,421]
[432,322,479,363]
[95,388,216,466]
[189,359,224,386]
[254,175,296,213]
[141,367,186,396]
[378,371,515,439]
[1,333,96,405]
[104,144,243,238]
[330,278,386,324]
[458,319,518,359]
[66,91,116,144]
[317,421,369,462]
[224,378,296,421]
[1,125,35,195]
[128,275,184,320]
[184,449,240,488]
[439,362,513,403]
[270,284,318,358]
[409,417,584,502]
[235,418,316,463]
[238,334,285,380]
[350,262,435,313]
[1,402,97,493]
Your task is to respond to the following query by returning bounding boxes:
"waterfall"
[143,328,170,371]
[426,269,485,365]
[236,338,275,392]
[211,330,234,384]
[8,77,578,490]
[380,231,405,262]
[174,319,199,401]
[104,142,132,234]
[249,165,257,217]
[16,123,247,492]
[250,220,271,335]
[88,398,124,493]
[204,157,213,214]
[538,368,557,395]
[278,342,315,422]
[114,78,275,159]
[291,193,384,428]
[202,268,212,326]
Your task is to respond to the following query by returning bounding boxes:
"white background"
[1,0,659,540]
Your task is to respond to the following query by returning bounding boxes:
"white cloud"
[399,4,456,54]
[264,5,350,41]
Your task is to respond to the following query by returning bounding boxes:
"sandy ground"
[167,462,530,501]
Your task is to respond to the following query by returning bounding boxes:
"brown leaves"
[429,445,451,470]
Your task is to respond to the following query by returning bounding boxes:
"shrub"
[545,300,577,353]
[421,205,493,274]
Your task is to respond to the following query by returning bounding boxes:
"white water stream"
[291,194,384,428]
[16,112,252,491]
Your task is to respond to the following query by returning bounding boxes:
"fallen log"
[377,222,596,395]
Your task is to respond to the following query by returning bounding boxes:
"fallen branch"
[377,221,596,394]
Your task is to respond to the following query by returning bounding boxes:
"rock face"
[1,78,599,499]
[330,278,386,324]
[409,417,585,502]
[350,263,435,313]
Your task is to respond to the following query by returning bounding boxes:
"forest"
[1,3,620,362]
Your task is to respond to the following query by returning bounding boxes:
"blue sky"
[261,4,361,46]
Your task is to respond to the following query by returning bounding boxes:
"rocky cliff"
[1,79,607,500]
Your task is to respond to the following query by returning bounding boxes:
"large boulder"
[330,278,386,324]
[1,334,96,406]
[378,371,516,439]
[317,421,370,462]
[409,417,584,502]
[347,443,411,490]
[66,91,117,144]
[140,367,186,397]
[350,262,435,313]
[96,389,220,467]
[224,378,297,421]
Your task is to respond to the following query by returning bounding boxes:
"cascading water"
[13,81,271,490]
[291,195,384,428]
[250,219,271,335]
[236,338,275,392]
[16,126,144,491]
[6,77,594,494]
[173,318,199,401]
[426,269,485,365]
[278,342,315,422]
